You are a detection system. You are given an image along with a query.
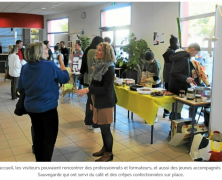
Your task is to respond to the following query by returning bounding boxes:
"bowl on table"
[136,87,153,94]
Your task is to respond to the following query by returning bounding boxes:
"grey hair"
[97,42,116,62]
[188,43,201,51]
[24,42,45,63]
[8,45,18,55]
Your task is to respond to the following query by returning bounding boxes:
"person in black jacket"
[60,41,70,67]
[43,40,52,60]
[169,43,200,119]
[76,42,117,162]
[79,36,104,130]
[162,35,179,118]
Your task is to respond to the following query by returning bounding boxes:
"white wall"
[209,6,222,132]
[44,2,179,78]
[131,2,179,77]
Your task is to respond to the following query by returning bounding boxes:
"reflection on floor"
[0,76,204,162]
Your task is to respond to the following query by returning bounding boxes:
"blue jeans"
[28,108,58,162]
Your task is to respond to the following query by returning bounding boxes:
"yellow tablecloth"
[114,85,175,125]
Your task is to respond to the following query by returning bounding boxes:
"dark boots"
[163,109,170,118]
[95,152,113,162]
[92,146,106,157]
[93,147,114,162]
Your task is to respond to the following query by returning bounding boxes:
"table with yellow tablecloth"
[114,85,176,144]
[114,85,175,125]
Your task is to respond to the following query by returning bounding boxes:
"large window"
[0,28,23,53]
[100,4,131,56]
[47,18,69,51]
[180,2,222,83]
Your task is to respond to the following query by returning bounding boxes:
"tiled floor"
[0,75,200,162]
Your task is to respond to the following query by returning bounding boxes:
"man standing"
[43,40,52,60]
[169,43,200,119]
[73,41,83,55]
[169,43,200,95]
[104,37,116,55]
[60,41,70,67]
[143,51,161,88]
[162,35,179,117]
[16,40,25,60]
[52,45,63,68]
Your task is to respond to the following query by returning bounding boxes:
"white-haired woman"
[76,42,117,162]
[8,45,21,100]
[18,42,69,162]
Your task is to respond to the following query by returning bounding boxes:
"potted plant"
[116,33,150,83]
[77,35,91,52]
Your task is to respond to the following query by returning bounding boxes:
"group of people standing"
[6,36,117,162]
[6,34,210,163]
[136,35,210,120]
[163,35,210,119]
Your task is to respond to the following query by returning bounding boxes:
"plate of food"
[137,87,153,94]
[164,91,174,96]
[150,91,164,97]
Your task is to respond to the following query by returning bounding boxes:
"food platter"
[136,87,153,94]
[164,91,174,96]
[150,91,164,97]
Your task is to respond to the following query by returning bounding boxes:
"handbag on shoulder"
[5,66,11,80]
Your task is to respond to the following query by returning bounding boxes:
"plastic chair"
[61,67,78,102]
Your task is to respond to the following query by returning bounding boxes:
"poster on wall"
[160,33,164,43]
[153,32,164,45]
[153,32,159,45]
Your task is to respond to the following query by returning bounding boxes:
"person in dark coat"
[76,42,117,162]
[60,41,70,67]
[169,43,200,119]
[169,43,200,95]
[43,40,53,61]
[79,36,104,129]
[162,35,179,117]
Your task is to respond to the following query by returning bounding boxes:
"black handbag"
[14,89,27,116]
[5,66,11,80]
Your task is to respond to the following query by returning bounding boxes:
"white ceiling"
[0,2,106,15]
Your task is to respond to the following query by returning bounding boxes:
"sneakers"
[94,128,101,133]
[88,125,93,130]
[155,117,158,123]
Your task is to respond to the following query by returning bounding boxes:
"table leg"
[170,103,175,133]
[172,103,175,120]
[131,112,133,120]
[151,125,154,144]
[191,106,196,142]
[114,104,116,122]
[175,100,178,120]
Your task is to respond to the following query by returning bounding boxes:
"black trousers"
[11,77,18,99]
[84,93,94,125]
[28,108,58,162]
